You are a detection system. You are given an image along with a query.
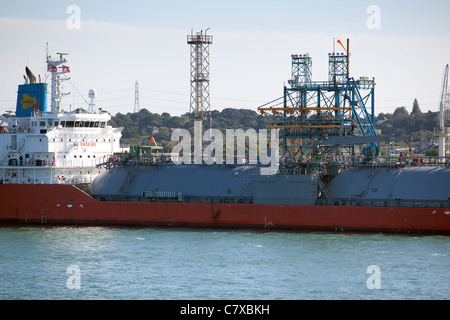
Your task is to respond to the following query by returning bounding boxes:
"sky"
[0,0,449,117]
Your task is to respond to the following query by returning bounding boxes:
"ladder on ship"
[234,169,257,203]
[0,147,9,166]
[0,136,26,166]
[316,174,333,204]
[119,167,137,196]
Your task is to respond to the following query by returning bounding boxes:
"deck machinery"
[259,39,377,158]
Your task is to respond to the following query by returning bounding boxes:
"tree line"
[375,99,440,142]
[109,99,444,150]
[108,108,268,150]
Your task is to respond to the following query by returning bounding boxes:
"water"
[0,226,448,300]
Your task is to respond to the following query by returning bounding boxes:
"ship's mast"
[46,51,71,113]
[436,64,449,158]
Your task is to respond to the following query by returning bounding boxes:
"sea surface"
[0,226,448,300]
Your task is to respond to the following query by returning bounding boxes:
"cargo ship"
[1,38,449,234]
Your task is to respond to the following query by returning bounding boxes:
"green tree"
[411,99,422,116]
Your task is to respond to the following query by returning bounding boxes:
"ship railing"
[53,156,112,169]
[95,194,254,204]
[316,198,450,208]
[349,155,449,168]
[9,155,116,169]
[288,80,347,89]
[97,153,181,170]
[282,154,450,171]
[57,173,97,185]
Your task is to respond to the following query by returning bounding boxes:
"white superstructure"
[0,52,122,185]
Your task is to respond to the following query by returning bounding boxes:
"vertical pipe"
[371,86,375,126]
[438,65,448,158]
[346,38,350,79]
[347,39,352,121]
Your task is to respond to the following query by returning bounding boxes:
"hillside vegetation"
[109,108,267,150]
[109,99,445,152]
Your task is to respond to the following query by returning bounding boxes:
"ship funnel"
[16,68,48,117]
[25,66,36,84]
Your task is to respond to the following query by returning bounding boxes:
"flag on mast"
[337,39,347,52]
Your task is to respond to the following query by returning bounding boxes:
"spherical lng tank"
[327,166,450,201]
[89,164,319,205]
[90,164,259,200]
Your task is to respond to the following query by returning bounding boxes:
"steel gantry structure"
[259,39,377,157]
[187,29,213,120]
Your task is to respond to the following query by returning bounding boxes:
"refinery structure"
[185,33,382,161]
[258,38,379,159]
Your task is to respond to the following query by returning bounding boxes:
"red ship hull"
[1,184,449,234]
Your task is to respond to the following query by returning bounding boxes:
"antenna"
[46,51,70,113]
[134,80,140,113]
[88,89,97,113]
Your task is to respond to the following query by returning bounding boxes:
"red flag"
[151,137,157,146]
[337,39,347,52]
